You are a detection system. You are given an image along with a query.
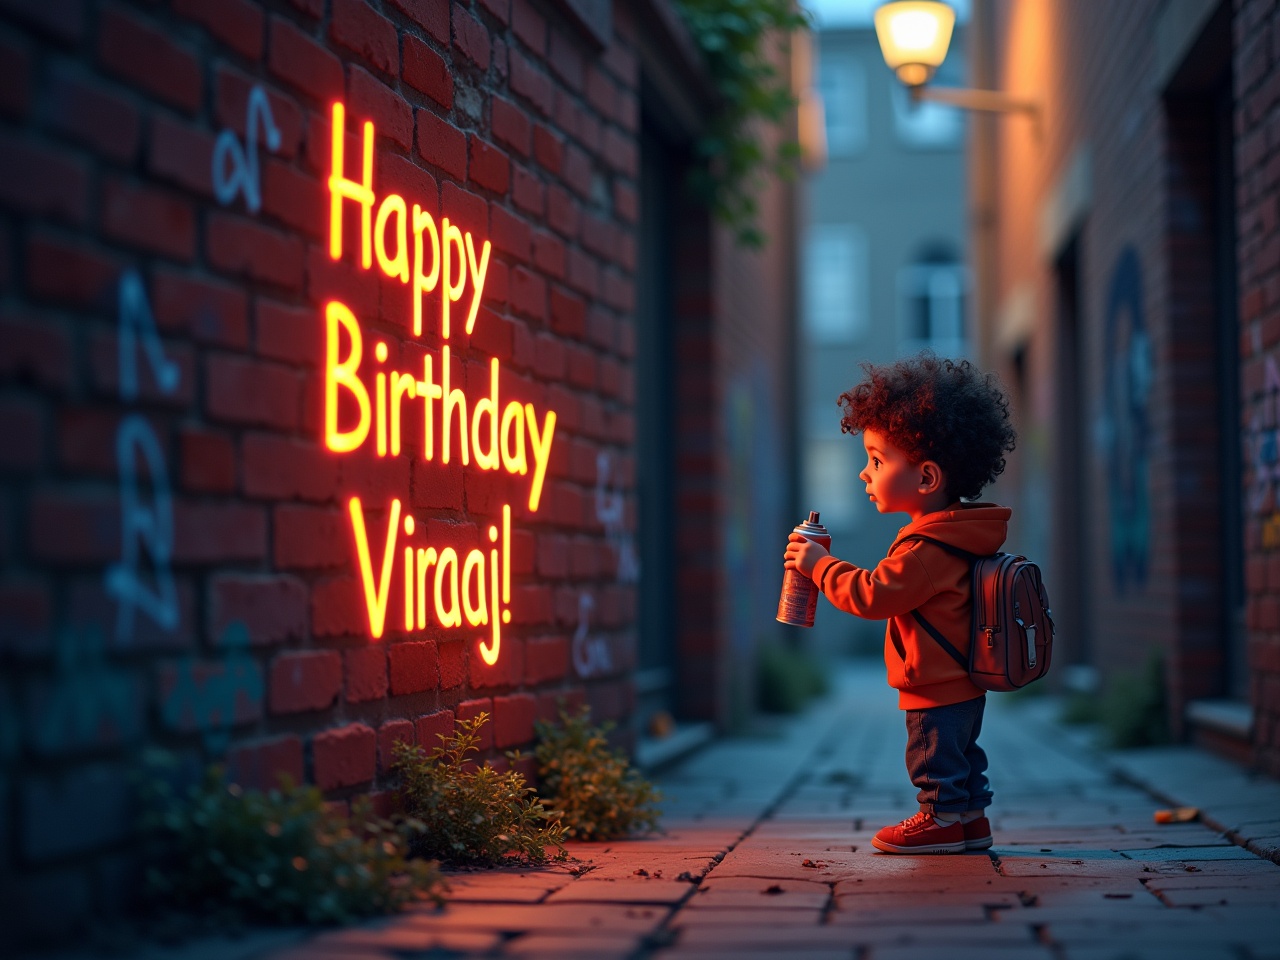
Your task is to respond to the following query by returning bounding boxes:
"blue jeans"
[904,695,992,815]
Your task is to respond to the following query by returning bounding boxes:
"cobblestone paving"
[68,664,1280,959]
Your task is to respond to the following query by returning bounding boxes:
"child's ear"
[918,461,945,494]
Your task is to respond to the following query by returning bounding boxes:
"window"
[891,49,966,149]
[898,248,968,357]
[804,224,869,343]
[818,54,867,157]
[804,439,858,528]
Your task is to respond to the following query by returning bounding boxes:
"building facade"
[800,0,970,657]
[971,0,1280,772]
[0,0,798,943]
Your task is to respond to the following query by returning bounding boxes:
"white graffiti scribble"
[104,271,179,644]
[572,592,611,678]
[594,450,639,583]
[212,85,281,213]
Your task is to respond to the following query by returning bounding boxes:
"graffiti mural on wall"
[1100,245,1152,591]
[212,85,281,213]
[572,451,637,678]
[1247,356,1280,547]
[104,271,180,644]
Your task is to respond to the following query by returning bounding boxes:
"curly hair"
[837,354,1016,501]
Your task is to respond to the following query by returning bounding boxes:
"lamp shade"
[873,1,956,87]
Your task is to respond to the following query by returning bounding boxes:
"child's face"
[859,429,932,517]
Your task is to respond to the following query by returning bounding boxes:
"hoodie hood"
[891,502,1012,557]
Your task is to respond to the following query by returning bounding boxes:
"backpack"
[901,535,1055,692]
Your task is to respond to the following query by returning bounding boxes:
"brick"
[245,434,337,503]
[389,0,450,44]
[378,718,414,772]
[346,646,389,702]
[566,247,600,298]
[455,697,494,750]
[269,15,345,104]
[27,490,118,564]
[533,229,565,279]
[524,635,567,684]
[101,177,195,262]
[563,143,593,196]
[613,181,638,223]
[441,180,488,235]
[452,3,490,69]
[512,163,544,216]
[227,734,304,791]
[270,650,341,714]
[313,722,377,789]
[148,113,216,197]
[617,90,639,133]
[510,50,553,117]
[170,501,268,564]
[0,398,43,473]
[469,137,510,194]
[438,638,467,687]
[586,65,616,120]
[417,109,468,181]
[98,4,202,114]
[0,311,73,393]
[415,707,455,750]
[211,574,307,648]
[602,127,637,177]
[46,64,141,163]
[533,123,564,175]
[207,212,305,290]
[403,34,453,109]
[490,204,531,261]
[347,65,413,151]
[511,266,547,322]
[512,0,546,56]
[479,0,510,24]
[260,158,325,240]
[0,131,89,226]
[274,504,350,570]
[311,575,369,637]
[549,285,586,338]
[548,28,584,91]
[491,96,531,157]
[156,656,264,731]
[547,184,578,239]
[152,267,248,348]
[179,425,236,494]
[256,298,318,366]
[173,0,264,61]
[205,354,302,430]
[389,639,440,695]
[601,37,638,88]
[493,693,537,748]
[332,0,398,75]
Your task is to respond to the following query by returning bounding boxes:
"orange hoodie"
[810,502,1012,710]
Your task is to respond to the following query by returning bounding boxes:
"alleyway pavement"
[66,662,1280,959]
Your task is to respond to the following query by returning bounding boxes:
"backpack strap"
[910,610,968,670]
[898,534,980,671]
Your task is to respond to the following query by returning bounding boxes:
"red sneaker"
[963,815,992,850]
[871,811,966,854]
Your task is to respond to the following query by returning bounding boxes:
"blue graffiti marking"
[159,621,264,754]
[212,85,281,213]
[105,271,180,645]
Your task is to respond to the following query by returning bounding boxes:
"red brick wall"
[977,0,1272,747]
[0,0,662,941]
[1237,0,1280,776]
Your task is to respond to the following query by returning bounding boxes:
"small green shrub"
[141,758,445,925]
[1101,653,1170,748]
[393,712,566,866]
[1059,689,1102,726]
[757,640,827,713]
[534,706,662,841]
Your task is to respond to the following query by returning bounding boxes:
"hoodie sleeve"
[810,545,938,620]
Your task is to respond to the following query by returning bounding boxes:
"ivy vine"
[675,0,812,248]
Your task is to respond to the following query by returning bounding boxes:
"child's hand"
[784,533,829,579]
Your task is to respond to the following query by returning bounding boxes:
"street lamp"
[873,1,1039,131]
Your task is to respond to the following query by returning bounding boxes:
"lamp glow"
[873,1,956,87]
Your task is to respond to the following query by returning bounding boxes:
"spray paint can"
[776,511,831,627]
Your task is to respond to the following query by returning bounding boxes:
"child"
[784,354,1017,854]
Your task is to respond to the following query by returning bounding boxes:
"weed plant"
[1101,653,1169,748]
[393,712,566,866]
[757,640,828,713]
[140,758,445,925]
[534,706,662,841]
